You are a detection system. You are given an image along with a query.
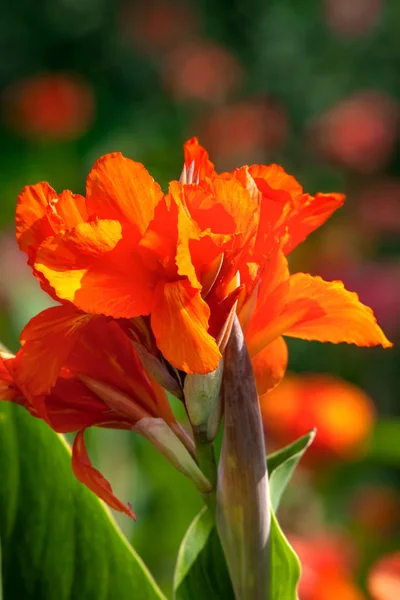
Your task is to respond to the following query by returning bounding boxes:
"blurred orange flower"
[260,374,376,460]
[368,552,400,600]
[3,73,95,140]
[290,533,365,600]
[15,138,390,399]
[0,305,202,517]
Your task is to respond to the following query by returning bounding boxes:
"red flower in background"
[163,39,243,103]
[368,553,400,600]
[324,0,383,39]
[290,532,365,600]
[260,374,376,461]
[3,73,95,140]
[199,98,288,165]
[312,91,399,173]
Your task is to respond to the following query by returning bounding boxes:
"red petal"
[151,279,221,374]
[14,305,94,396]
[16,183,56,258]
[72,429,136,519]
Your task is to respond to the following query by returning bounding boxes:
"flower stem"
[194,434,217,515]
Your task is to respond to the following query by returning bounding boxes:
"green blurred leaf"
[267,430,316,512]
[270,510,301,600]
[173,506,234,600]
[368,419,400,464]
[0,402,166,600]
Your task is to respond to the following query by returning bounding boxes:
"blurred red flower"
[290,532,364,600]
[312,91,398,173]
[368,553,400,600]
[260,374,376,462]
[324,0,383,38]
[3,73,95,140]
[356,178,400,235]
[163,39,243,103]
[122,1,196,54]
[349,485,400,536]
[200,98,288,165]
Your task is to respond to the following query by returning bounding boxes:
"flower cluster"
[0,138,391,515]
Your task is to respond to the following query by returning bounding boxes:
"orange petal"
[34,221,156,317]
[249,164,344,255]
[284,274,393,348]
[282,192,345,254]
[72,429,136,519]
[151,279,222,374]
[86,152,163,240]
[368,552,400,600]
[14,305,94,396]
[249,163,303,200]
[183,137,216,179]
[16,182,56,257]
[250,336,288,395]
[52,190,88,229]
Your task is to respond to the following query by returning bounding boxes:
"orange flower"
[260,373,376,461]
[0,304,207,517]
[290,532,365,600]
[16,138,391,396]
[368,552,400,600]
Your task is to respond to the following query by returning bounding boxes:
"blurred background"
[0,0,399,598]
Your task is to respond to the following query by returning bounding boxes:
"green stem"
[194,434,217,516]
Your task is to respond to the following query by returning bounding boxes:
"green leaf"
[270,510,301,600]
[267,430,316,512]
[174,432,315,599]
[0,402,166,600]
[368,419,400,465]
[173,506,234,600]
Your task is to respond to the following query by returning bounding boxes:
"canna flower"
[15,138,391,400]
[0,304,210,517]
[260,373,376,462]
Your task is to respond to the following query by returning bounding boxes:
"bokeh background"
[0,0,399,598]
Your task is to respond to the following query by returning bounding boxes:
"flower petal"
[248,164,344,255]
[16,182,55,257]
[284,274,393,348]
[151,279,222,374]
[14,305,95,396]
[86,152,163,240]
[250,336,288,395]
[72,429,136,519]
[183,137,216,179]
[34,220,156,317]
[282,192,345,254]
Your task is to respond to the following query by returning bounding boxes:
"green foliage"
[0,402,165,600]
[173,432,314,599]
[173,507,234,600]
[267,430,316,512]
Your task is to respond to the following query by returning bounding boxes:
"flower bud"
[183,359,223,442]
[217,315,270,600]
[133,417,212,494]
